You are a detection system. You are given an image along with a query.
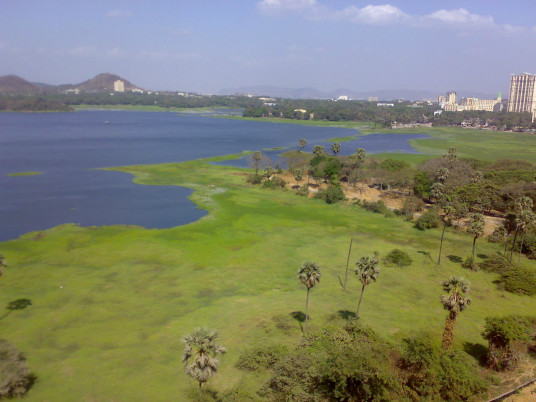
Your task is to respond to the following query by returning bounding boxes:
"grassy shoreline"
[1,154,535,400]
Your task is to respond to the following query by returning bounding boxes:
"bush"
[478,254,513,274]
[414,207,441,230]
[262,176,286,189]
[296,184,309,197]
[0,340,34,399]
[314,185,346,204]
[235,345,289,371]
[246,173,263,185]
[385,249,412,267]
[502,266,536,295]
[362,200,389,214]
[264,324,401,401]
[400,334,488,400]
[482,316,535,371]
[401,196,425,216]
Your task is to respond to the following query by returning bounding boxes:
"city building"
[507,73,536,121]
[440,90,502,112]
[113,80,125,92]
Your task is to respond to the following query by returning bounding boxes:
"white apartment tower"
[447,91,456,104]
[507,73,536,120]
[113,80,125,92]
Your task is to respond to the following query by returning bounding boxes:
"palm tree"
[298,138,307,152]
[443,147,458,164]
[312,145,327,157]
[354,256,380,319]
[0,254,6,277]
[354,148,367,163]
[331,142,341,156]
[251,151,262,175]
[516,210,535,266]
[467,213,485,270]
[297,262,321,334]
[436,167,449,183]
[441,277,471,349]
[509,196,534,262]
[293,168,303,188]
[182,328,226,388]
[437,198,465,265]
[430,182,445,203]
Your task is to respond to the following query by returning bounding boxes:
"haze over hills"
[219,85,497,101]
[0,73,498,101]
[0,73,141,94]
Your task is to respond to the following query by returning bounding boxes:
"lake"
[0,111,429,241]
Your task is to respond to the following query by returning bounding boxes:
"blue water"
[0,111,429,241]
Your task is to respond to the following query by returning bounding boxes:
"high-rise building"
[114,80,125,92]
[507,73,536,120]
[447,91,456,104]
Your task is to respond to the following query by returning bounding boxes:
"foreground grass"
[1,157,535,400]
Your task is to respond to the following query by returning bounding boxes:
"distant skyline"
[2,0,536,96]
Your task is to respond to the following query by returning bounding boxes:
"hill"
[0,75,42,94]
[60,73,140,92]
[0,73,141,94]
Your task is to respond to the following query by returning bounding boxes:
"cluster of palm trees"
[297,256,380,334]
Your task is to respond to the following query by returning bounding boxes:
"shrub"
[401,196,425,216]
[482,316,535,371]
[461,256,474,269]
[400,334,487,400]
[502,266,536,295]
[246,173,263,185]
[385,249,412,267]
[0,340,34,399]
[262,176,286,189]
[362,200,389,214]
[296,184,309,197]
[488,225,507,244]
[314,185,346,204]
[415,207,441,230]
[235,345,289,371]
[478,254,513,274]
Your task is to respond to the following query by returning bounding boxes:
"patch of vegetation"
[235,345,288,371]
[314,185,345,204]
[502,266,536,296]
[415,207,441,230]
[385,249,412,267]
[0,340,35,399]
[7,171,42,177]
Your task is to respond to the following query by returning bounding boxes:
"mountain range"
[219,85,497,101]
[0,73,140,94]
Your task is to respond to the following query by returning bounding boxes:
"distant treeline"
[243,99,536,130]
[0,93,259,112]
[1,93,534,130]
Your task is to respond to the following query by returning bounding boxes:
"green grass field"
[1,150,536,400]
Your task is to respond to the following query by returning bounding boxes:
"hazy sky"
[1,0,536,95]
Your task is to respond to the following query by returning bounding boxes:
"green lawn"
[1,155,535,400]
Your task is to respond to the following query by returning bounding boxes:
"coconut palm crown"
[354,256,380,287]
[182,328,226,388]
[298,262,321,289]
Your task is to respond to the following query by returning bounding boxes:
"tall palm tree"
[441,277,471,349]
[331,142,341,156]
[436,167,449,183]
[509,196,534,262]
[251,151,262,175]
[312,145,327,157]
[430,182,445,203]
[443,147,458,164]
[182,328,226,388]
[0,253,6,277]
[354,256,380,319]
[354,148,367,163]
[293,168,303,188]
[516,210,536,266]
[437,197,466,265]
[467,213,485,270]
[297,262,321,334]
[298,138,307,152]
